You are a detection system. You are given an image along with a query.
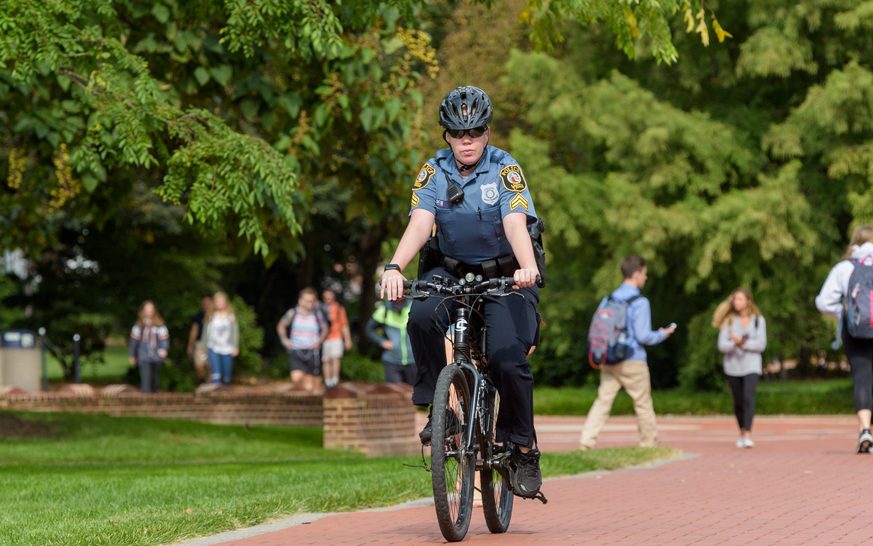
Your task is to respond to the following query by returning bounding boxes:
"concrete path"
[177,415,873,545]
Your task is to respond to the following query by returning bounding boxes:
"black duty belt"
[443,255,519,280]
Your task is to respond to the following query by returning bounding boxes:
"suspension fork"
[456,361,480,454]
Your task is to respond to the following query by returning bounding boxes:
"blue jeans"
[208,349,234,385]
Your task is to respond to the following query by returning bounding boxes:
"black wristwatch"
[383,263,401,272]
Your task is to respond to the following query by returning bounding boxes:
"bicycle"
[404,274,547,543]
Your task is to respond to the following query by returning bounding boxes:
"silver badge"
[481,182,499,206]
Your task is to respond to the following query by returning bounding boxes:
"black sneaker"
[509,446,543,498]
[419,409,462,445]
[858,429,873,453]
[419,415,433,445]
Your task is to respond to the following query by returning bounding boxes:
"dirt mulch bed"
[0,414,55,439]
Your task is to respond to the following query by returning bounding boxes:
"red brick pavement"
[180,415,873,545]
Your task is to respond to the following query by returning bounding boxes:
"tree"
[497,0,873,388]
[520,0,734,65]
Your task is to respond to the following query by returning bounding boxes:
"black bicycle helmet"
[439,86,493,130]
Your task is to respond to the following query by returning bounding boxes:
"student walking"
[277,287,329,393]
[128,300,169,393]
[321,288,352,388]
[816,225,873,453]
[714,288,767,448]
[580,256,676,449]
[366,299,416,385]
[204,291,239,385]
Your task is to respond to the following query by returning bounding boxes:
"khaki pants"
[579,360,657,448]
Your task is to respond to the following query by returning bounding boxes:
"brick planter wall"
[323,382,419,457]
[0,382,419,456]
[0,384,322,427]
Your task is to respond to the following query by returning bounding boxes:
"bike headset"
[426,279,525,350]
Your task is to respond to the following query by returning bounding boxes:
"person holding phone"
[579,256,676,450]
[713,288,767,448]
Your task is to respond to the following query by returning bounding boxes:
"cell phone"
[742,334,749,341]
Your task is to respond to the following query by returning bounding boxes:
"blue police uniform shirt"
[409,145,537,265]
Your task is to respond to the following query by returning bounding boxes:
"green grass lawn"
[535,378,855,416]
[0,411,676,546]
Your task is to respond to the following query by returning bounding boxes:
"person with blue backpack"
[816,225,873,453]
[581,255,676,450]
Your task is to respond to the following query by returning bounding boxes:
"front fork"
[458,366,508,472]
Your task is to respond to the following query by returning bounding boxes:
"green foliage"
[230,295,265,376]
[0,0,437,261]
[0,275,24,329]
[519,0,733,65]
[487,0,873,388]
[339,350,384,382]
[677,310,722,390]
[535,379,855,416]
[0,1,308,257]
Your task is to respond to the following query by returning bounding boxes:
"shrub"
[341,350,384,382]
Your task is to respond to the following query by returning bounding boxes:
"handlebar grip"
[488,275,543,288]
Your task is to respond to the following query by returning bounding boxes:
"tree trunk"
[356,222,389,343]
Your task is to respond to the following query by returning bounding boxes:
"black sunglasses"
[446,126,487,139]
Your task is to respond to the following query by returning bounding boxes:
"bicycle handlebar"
[402,274,542,299]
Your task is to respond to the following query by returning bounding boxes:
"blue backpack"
[587,295,641,368]
[845,258,873,339]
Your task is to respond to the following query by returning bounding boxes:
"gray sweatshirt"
[717,315,767,377]
[815,242,873,318]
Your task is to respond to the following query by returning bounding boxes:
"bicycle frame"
[446,302,500,469]
[403,274,536,466]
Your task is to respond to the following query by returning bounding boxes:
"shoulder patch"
[414,163,436,190]
[500,164,527,193]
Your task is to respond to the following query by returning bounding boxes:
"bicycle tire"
[479,388,513,533]
[431,364,475,542]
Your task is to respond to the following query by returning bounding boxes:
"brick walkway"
[178,415,873,545]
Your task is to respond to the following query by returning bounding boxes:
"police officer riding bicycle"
[380,86,544,499]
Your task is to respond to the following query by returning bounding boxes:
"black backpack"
[846,258,873,339]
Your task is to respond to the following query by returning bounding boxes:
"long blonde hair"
[843,224,873,259]
[712,288,761,329]
[136,300,165,327]
[206,291,235,323]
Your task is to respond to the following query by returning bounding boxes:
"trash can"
[0,329,40,392]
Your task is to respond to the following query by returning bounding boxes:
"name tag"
[436,199,452,208]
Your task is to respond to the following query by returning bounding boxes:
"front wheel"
[431,364,475,542]
[480,388,513,533]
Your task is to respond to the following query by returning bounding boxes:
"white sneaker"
[743,438,755,448]
[736,438,745,448]
[857,429,873,453]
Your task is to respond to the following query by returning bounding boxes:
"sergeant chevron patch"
[509,193,529,211]
[411,192,420,207]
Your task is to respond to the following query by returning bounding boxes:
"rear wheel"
[431,364,475,542]
[480,388,513,533]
